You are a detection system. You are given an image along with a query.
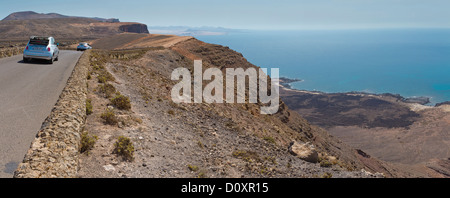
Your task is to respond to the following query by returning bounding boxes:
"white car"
[77,42,92,51]
[23,36,59,64]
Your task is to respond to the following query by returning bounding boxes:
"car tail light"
[26,46,29,50]
[47,47,51,51]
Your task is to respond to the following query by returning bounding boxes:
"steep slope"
[79,48,370,178]
[279,75,449,170]
[2,11,70,21]
[75,34,426,177]
[2,11,119,22]
[170,39,421,177]
[0,16,148,41]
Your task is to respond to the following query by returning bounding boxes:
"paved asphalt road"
[0,50,82,177]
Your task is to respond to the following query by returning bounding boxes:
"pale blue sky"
[1,0,449,30]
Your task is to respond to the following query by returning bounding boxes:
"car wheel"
[23,57,29,63]
[55,56,59,61]
[48,58,54,64]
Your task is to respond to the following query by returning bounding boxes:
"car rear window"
[29,38,49,45]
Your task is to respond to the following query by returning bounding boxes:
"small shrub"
[113,136,134,161]
[80,131,98,154]
[322,172,333,178]
[97,70,115,83]
[97,76,107,83]
[168,109,175,115]
[86,99,93,115]
[232,150,261,163]
[225,120,235,128]
[197,170,208,178]
[320,160,333,168]
[188,164,199,172]
[92,64,100,70]
[197,141,204,149]
[224,120,241,132]
[111,94,131,110]
[98,83,116,98]
[263,136,276,144]
[133,116,143,124]
[101,109,118,125]
[264,156,277,165]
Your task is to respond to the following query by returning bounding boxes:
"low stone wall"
[14,51,90,178]
[0,47,23,58]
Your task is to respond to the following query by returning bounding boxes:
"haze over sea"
[197,29,450,105]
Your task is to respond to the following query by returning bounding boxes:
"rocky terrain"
[280,87,422,128]
[279,78,450,177]
[327,105,450,176]
[72,34,418,178]
[0,46,23,59]
[0,12,148,42]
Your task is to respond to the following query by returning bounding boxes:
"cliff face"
[119,24,150,34]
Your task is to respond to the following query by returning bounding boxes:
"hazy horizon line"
[148,25,450,31]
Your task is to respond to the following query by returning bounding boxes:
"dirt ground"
[327,106,450,165]
[89,33,192,50]
[76,41,381,178]
[281,81,450,177]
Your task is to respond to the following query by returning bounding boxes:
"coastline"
[277,77,450,129]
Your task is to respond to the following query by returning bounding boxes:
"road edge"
[14,50,90,178]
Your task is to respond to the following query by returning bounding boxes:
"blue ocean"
[196,29,450,104]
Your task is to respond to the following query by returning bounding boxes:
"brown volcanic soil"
[328,106,450,165]
[425,158,450,178]
[90,33,192,50]
[90,33,151,50]
[76,35,416,178]
[79,51,365,178]
[280,88,421,128]
[0,18,148,41]
[279,81,450,177]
